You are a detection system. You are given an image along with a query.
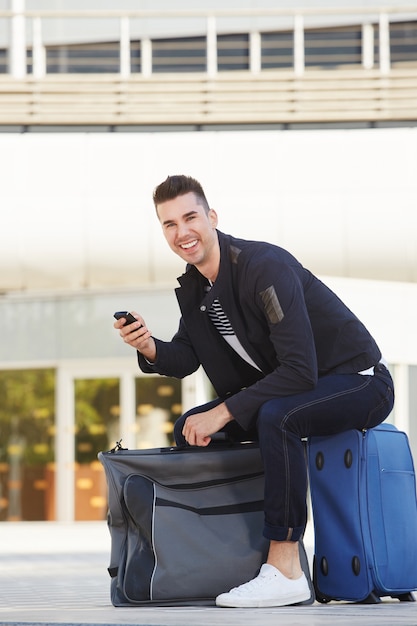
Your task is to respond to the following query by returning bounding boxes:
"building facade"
[0,1,416,522]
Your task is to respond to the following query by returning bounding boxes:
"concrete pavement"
[1,522,417,626]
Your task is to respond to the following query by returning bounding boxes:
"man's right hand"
[114,310,157,362]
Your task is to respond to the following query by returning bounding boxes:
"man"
[114,175,394,608]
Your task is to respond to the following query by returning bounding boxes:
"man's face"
[156,192,218,269]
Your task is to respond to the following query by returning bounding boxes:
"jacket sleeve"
[225,254,318,430]
[137,318,200,378]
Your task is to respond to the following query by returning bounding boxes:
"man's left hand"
[182,403,233,447]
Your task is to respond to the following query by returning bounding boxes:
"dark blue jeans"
[174,363,394,544]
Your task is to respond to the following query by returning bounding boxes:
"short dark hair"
[153,175,210,213]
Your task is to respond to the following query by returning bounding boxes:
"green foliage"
[74,378,119,463]
[0,369,55,465]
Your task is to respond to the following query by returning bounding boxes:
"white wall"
[322,276,417,366]
[1,127,417,294]
[1,126,417,367]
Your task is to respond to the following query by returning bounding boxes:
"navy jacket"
[138,231,381,430]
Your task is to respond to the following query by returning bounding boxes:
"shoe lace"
[233,570,274,595]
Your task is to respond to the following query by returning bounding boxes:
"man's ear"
[208,208,218,228]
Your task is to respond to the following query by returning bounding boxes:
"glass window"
[74,377,120,521]
[130,40,142,73]
[18,18,417,78]
[44,42,120,74]
[0,369,55,522]
[217,33,249,71]
[0,48,6,74]
[390,21,417,67]
[152,36,206,73]
[261,31,293,70]
[72,375,181,520]
[305,26,362,69]
[134,376,182,449]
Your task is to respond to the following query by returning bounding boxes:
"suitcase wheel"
[315,452,324,470]
[392,592,416,602]
[314,448,353,470]
[320,557,328,576]
[357,591,382,604]
[344,449,353,468]
[359,591,415,604]
[314,589,330,604]
[351,555,361,576]
[313,558,331,604]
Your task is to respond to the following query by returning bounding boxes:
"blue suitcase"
[308,423,417,603]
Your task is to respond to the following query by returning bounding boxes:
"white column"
[141,37,152,77]
[194,368,211,407]
[181,368,210,414]
[293,14,305,77]
[393,364,410,434]
[55,367,75,522]
[120,15,131,78]
[119,372,137,449]
[379,12,391,75]
[250,31,261,74]
[362,23,374,69]
[10,0,26,78]
[206,15,217,78]
[32,16,46,78]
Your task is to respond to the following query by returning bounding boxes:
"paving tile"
[1,523,417,626]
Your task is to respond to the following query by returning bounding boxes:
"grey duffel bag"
[98,441,314,606]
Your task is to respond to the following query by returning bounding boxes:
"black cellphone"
[114,311,140,327]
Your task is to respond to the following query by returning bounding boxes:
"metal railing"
[0,5,416,126]
[1,5,417,79]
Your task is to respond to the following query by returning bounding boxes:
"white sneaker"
[215,564,311,608]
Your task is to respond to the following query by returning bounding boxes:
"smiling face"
[156,192,220,281]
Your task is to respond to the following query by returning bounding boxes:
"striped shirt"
[208,297,235,336]
[205,284,261,371]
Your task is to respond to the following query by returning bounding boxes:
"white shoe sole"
[216,588,311,608]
